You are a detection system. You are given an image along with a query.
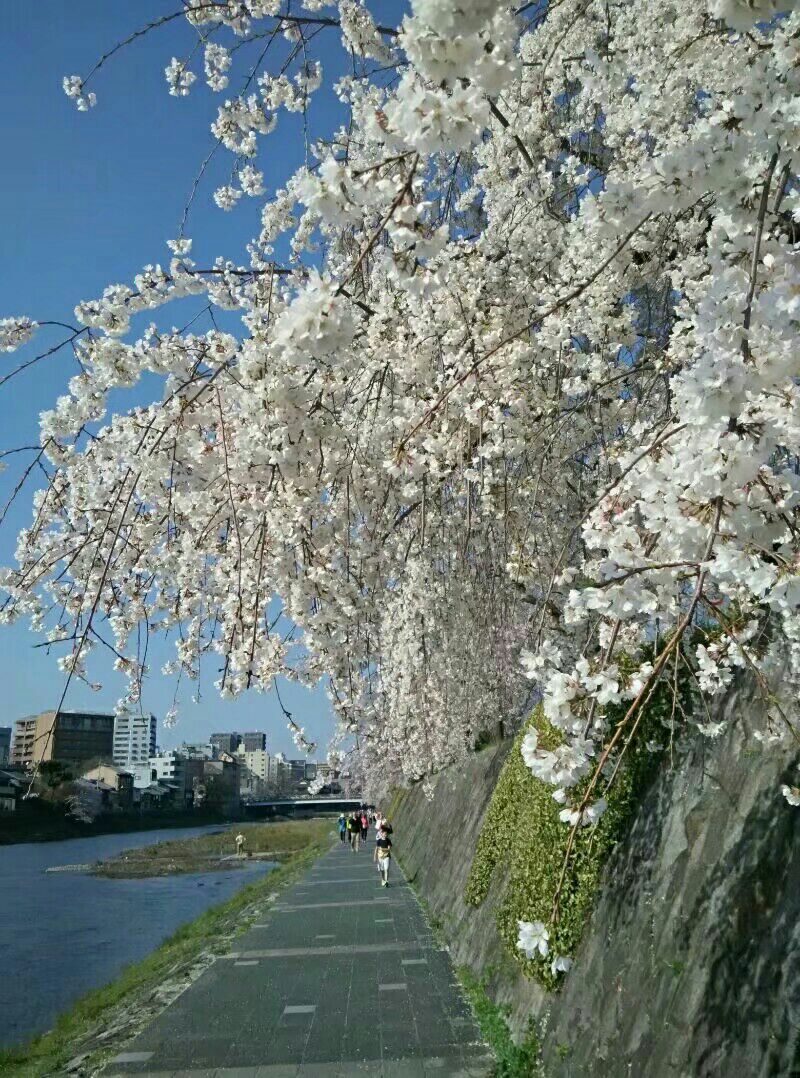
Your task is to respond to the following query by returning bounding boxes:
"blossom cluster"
[0,317,38,352]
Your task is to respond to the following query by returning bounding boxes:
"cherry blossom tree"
[3,0,800,940]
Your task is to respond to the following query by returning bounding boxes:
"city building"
[82,764,134,809]
[268,753,283,784]
[137,751,204,807]
[211,730,267,754]
[113,713,157,769]
[0,727,11,765]
[0,768,23,812]
[210,732,238,756]
[11,711,114,769]
[197,756,240,814]
[235,746,274,800]
[136,782,177,811]
[178,742,215,760]
[148,750,185,784]
[287,759,308,785]
[130,763,156,790]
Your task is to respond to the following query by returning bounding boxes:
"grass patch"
[0,820,333,1077]
[465,663,692,990]
[458,967,542,1077]
[93,818,333,877]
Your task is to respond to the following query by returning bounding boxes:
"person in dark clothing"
[360,810,369,844]
[347,811,361,851]
[338,813,347,844]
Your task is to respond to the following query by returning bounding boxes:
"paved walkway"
[103,834,492,1078]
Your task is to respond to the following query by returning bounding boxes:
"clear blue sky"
[0,2,391,756]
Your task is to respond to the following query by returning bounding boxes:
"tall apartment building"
[237,748,271,781]
[211,730,266,754]
[210,732,238,756]
[241,731,266,752]
[11,711,114,769]
[0,727,11,765]
[233,744,270,800]
[113,713,157,769]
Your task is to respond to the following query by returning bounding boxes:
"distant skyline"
[0,2,361,758]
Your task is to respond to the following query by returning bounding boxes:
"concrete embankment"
[391,670,800,1077]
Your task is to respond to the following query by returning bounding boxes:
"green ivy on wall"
[465,664,693,990]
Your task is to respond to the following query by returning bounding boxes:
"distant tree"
[37,760,74,789]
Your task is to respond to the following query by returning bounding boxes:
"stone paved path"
[103,834,492,1078]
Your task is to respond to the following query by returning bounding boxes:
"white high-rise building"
[237,748,271,781]
[113,713,157,769]
[234,745,274,799]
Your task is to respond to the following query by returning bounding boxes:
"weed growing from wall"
[465,663,693,990]
[458,967,543,1077]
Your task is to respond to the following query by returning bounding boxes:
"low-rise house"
[135,781,177,812]
[0,768,24,812]
[130,764,156,789]
[82,764,134,810]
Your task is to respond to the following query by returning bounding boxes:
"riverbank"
[91,819,333,877]
[0,819,334,1078]
[0,801,230,845]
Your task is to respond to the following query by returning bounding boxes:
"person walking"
[347,811,360,852]
[352,811,361,852]
[360,809,369,845]
[374,824,392,887]
[338,813,347,845]
[235,832,246,857]
[376,815,392,838]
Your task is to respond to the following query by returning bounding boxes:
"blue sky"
[0,1,388,756]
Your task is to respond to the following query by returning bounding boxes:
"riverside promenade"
[103,835,492,1078]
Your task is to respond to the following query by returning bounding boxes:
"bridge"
[242,796,369,819]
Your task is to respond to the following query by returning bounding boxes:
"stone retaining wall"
[391,673,800,1076]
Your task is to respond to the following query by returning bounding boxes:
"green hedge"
[465,669,691,990]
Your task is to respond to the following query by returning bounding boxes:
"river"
[0,825,273,1047]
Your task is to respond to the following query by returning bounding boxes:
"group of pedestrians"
[337,807,393,886]
[339,808,369,851]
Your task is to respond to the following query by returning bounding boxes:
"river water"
[0,826,273,1047]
